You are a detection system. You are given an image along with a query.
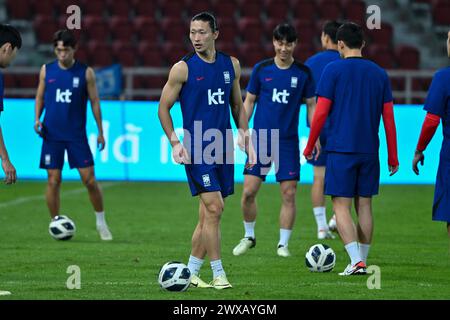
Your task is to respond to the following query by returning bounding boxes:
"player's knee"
[281,186,297,204]
[82,175,97,189]
[47,176,61,188]
[242,188,257,204]
[204,202,223,219]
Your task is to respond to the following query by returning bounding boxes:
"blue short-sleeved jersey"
[317,57,393,154]
[424,67,450,143]
[247,59,315,141]
[43,60,88,141]
[304,49,341,128]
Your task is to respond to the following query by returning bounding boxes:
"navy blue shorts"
[307,133,328,167]
[325,152,380,197]
[185,163,234,198]
[244,139,300,182]
[40,140,94,170]
[433,149,450,222]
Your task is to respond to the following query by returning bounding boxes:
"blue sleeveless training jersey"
[43,60,88,141]
[179,52,235,163]
[246,59,315,141]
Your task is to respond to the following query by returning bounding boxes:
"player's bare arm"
[86,67,105,151]
[158,61,190,164]
[230,56,256,166]
[34,64,46,137]
[0,125,16,184]
[305,96,321,160]
[243,92,257,122]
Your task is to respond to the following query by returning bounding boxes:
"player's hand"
[34,120,44,137]
[245,141,257,170]
[389,164,399,176]
[412,150,424,175]
[313,140,321,161]
[172,142,190,164]
[97,134,106,151]
[1,158,17,184]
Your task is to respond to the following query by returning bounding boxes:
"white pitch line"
[0,182,121,208]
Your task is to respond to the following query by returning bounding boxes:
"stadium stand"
[1,0,449,101]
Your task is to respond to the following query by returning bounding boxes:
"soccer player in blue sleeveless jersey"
[158,12,255,289]
[232,24,318,258]
[304,21,342,240]
[413,31,450,237]
[0,23,21,297]
[34,30,112,241]
[304,23,399,275]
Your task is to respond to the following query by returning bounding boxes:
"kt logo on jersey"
[208,89,225,105]
[272,89,290,104]
[56,89,72,103]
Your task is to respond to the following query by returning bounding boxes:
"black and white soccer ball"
[48,215,76,240]
[305,244,336,272]
[158,261,191,292]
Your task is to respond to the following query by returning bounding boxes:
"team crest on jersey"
[223,71,231,84]
[202,174,211,187]
[73,77,80,88]
[291,77,298,88]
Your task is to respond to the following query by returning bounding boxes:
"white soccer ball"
[48,215,76,240]
[158,261,191,292]
[305,243,336,272]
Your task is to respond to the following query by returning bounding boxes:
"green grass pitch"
[0,181,449,300]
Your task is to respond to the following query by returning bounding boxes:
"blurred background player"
[34,29,112,241]
[158,12,254,289]
[0,23,21,297]
[304,23,399,275]
[232,23,317,258]
[305,20,342,239]
[413,30,450,237]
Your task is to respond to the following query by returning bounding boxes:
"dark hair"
[336,22,364,49]
[191,12,218,32]
[323,21,342,44]
[273,23,297,43]
[53,29,77,48]
[0,24,22,49]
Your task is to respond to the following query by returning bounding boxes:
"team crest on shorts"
[202,174,211,187]
[73,77,80,88]
[223,71,231,84]
[45,154,51,165]
[291,77,298,88]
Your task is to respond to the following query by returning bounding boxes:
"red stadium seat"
[84,16,109,42]
[238,43,266,67]
[112,41,136,67]
[264,18,281,35]
[133,0,158,18]
[16,74,38,89]
[6,0,31,19]
[108,0,133,18]
[292,20,316,43]
[80,0,107,16]
[432,1,450,25]
[317,0,343,20]
[366,45,396,69]
[162,43,189,66]
[216,18,238,43]
[158,0,187,19]
[54,0,77,16]
[291,0,317,21]
[188,0,214,16]
[265,0,290,20]
[87,42,114,67]
[110,16,134,42]
[34,15,59,43]
[32,0,54,16]
[238,0,262,18]
[294,44,316,63]
[213,0,238,20]
[3,74,18,88]
[138,43,165,66]
[237,18,264,43]
[395,45,420,69]
[366,22,393,46]
[161,18,189,43]
[216,42,239,58]
[343,0,366,26]
[134,17,160,43]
